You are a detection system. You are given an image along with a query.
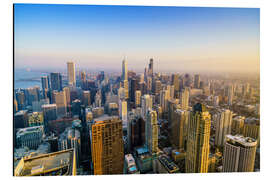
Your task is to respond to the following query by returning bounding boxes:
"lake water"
[14,69,49,89]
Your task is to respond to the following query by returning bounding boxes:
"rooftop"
[15,149,75,176]
[16,126,44,137]
[226,134,257,147]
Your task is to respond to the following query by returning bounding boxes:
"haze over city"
[14,4,259,74]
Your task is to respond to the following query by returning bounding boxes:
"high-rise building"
[227,84,234,106]
[42,104,57,133]
[41,76,49,98]
[123,79,129,100]
[141,94,152,119]
[231,116,245,135]
[67,62,76,87]
[135,90,141,107]
[16,91,26,110]
[171,109,190,150]
[32,98,49,112]
[154,80,162,95]
[185,103,211,173]
[82,91,91,107]
[243,117,260,145]
[148,58,154,77]
[127,114,145,150]
[130,78,139,102]
[119,100,128,127]
[160,89,170,113]
[180,87,189,110]
[50,73,62,91]
[63,86,71,107]
[90,116,124,175]
[26,87,40,106]
[122,59,128,81]
[80,71,86,82]
[214,109,233,147]
[145,110,158,154]
[223,135,257,172]
[172,74,180,93]
[53,91,67,117]
[194,74,200,89]
[14,110,28,129]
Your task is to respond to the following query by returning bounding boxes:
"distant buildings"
[223,135,257,172]
[67,62,76,87]
[50,73,62,91]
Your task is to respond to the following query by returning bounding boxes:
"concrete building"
[223,135,257,172]
[180,87,189,110]
[145,110,158,154]
[16,126,44,150]
[214,109,233,147]
[141,94,152,119]
[90,116,124,175]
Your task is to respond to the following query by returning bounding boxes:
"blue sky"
[14,4,260,73]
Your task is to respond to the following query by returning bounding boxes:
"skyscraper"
[141,94,153,119]
[160,89,170,113]
[223,135,257,172]
[122,59,128,81]
[41,76,49,98]
[135,90,141,107]
[214,109,233,147]
[42,104,57,134]
[119,100,128,127]
[180,87,189,110]
[172,74,180,94]
[53,91,67,117]
[50,72,62,91]
[82,91,91,107]
[185,103,211,173]
[145,110,158,154]
[194,74,200,89]
[91,116,124,175]
[148,58,154,77]
[67,62,76,87]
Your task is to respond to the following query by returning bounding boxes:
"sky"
[14,4,260,74]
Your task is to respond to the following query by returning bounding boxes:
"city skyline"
[14,4,259,73]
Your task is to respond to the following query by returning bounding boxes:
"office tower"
[123,79,129,100]
[119,100,128,127]
[186,103,211,173]
[63,86,71,106]
[122,59,128,81]
[16,91,26,110]
[41,76,49,98]
[16,126,44,149]
[213,96,219,106]
[167,99,180,133]
[14,110,28,129]
[128,115,145,150]
[130,78,139,102]
[91,116,124,175]
[148,58,154,77]
[231,116,245,135]
[223,135,257,172]
[145,110,158,154]
[227,84,234,105]
[160,89,170,113]
[28,112,44,127]
[170,85,175,99]
[135,90,141,107]
[32,98,49,112]
[80,71,86,82]
[141,94,152,119]
[67,62,76,87]
[71,99,81,116]
[146,77,152,94]
[180,87,189,110]
[53,91,67,117]
[50,72,62,91]
[82,91,91,107]
[171,109,189,150]
[95,91,102,107]
[26,87,40,106]
[154,80,162,94]
[194,74,200,88]
[214,109,233,147]
[243,118,260,144]
[14,149,77,176]
[124,154,140,174]
[42,104,57,133]
[172,74,180,94]
[118,87,125,101]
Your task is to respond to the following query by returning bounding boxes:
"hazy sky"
[14,4,260,73]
